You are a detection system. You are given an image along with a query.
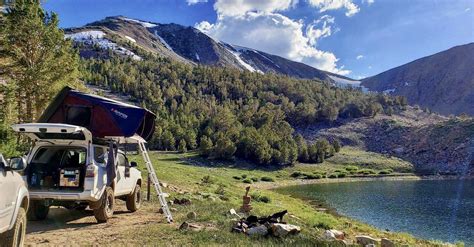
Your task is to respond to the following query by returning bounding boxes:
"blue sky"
[43,0,474,79]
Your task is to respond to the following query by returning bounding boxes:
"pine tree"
[0,0,82,122]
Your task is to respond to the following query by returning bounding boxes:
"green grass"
[125,148,449,246]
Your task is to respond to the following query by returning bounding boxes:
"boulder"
[186,211,197,220]
[323,230,336,240]
[179,221,202,231]
[173,198,192,205]
[271,223,301,237]
[381,238,396,247]
[356,235,379,246]
[329,229,345,240]
[247,225,268,236]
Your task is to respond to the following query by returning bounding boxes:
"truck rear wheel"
[126,184,142,212]
[27,201,49,221]
[94,187,114,223]
[1,207,26,247]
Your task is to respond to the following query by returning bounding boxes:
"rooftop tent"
[38,87,156,141]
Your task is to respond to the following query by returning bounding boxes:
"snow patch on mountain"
[154,31,174,51]
[383,88,396,94]
[329,75,368,92]
[65,30,141,61]
[195,52,200,61]
[125,35,136,43]
[229,50,256,72]
[120,17,157,28]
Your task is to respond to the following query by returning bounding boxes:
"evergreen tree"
[0,0,82,122]
[178,139,187,153]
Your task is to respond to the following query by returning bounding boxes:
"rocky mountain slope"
[65,16,360,85]
[362,43,474,115]
[300,108,474,175]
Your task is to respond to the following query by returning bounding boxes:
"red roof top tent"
[36,87,173,223]
[38,87,156,141]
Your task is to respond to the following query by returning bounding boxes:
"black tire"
[27,201,49,221]
[1,207,26,247]
[126,184,142,212]
[93,187,114,223]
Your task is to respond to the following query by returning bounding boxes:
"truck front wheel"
[126,184,142,212]
[27,201,49,221]
[93,187,114,223]
[1,207,27,247]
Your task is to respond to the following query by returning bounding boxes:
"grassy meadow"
[123,148,455,246]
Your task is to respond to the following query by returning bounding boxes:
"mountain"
[362,43,474,115]
[65,16,362,87]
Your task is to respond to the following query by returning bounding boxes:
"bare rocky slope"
[65,16,351,84]
[362,43,474,116]
[300,107,474,175]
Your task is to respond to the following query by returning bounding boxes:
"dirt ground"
[25,201,172,246]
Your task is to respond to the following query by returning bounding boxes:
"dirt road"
[25,201,172,246]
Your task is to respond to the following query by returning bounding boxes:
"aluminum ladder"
[138,141,173,223]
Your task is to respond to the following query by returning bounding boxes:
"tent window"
[66,106,91,127]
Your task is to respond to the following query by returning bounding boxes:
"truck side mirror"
[9,157,26,171]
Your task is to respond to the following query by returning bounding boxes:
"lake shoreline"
[272,175,474,246]
[258,173,473,190]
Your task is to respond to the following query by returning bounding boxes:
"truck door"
[115,153,130,196]
[0,161,15,232]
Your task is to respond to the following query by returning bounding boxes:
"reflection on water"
[278,179,474,244]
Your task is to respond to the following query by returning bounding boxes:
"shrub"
[345,166,358,172]
[379,169,393,175]
[358,169,376,175]
[241,174,248,179]
[260,176,275,182]
[251,192,271,203]
[201,175,214,184]
[290,171,302,178]
[337,172,347,178]
[251,177,259,182]
[315,222,331,230]
[303,173,321,179]
[232,176,242,180]
[242,178,252,184]
[328,174,338,178]
[215,184,226,195]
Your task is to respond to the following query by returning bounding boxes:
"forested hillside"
[0,0,407,166]
[82,55,407,166]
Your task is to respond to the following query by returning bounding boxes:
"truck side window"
[117,153,127,167]
[94,146,106,164]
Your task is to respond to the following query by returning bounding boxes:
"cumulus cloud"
[196,12,350,75]
[214,0,297,17]
[356,55,364,60]
[186,0,208,5]
[362,0,374,5]
[306,15,334,46]
[307,0,360,17]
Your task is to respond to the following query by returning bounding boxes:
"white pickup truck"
[11,123,143,223]
[0,154,29,246]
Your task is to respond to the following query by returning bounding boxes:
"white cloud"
[356,55,364,60]
[465,8,471,12]
[362,0,374,5]
[186,0,208,5]
[368,65,372,69]
[306,15,334,46]
[214,0,297,17]
[196,12,350,75]
[307,0,360,17]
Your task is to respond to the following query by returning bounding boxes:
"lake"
[276,179,474,244]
